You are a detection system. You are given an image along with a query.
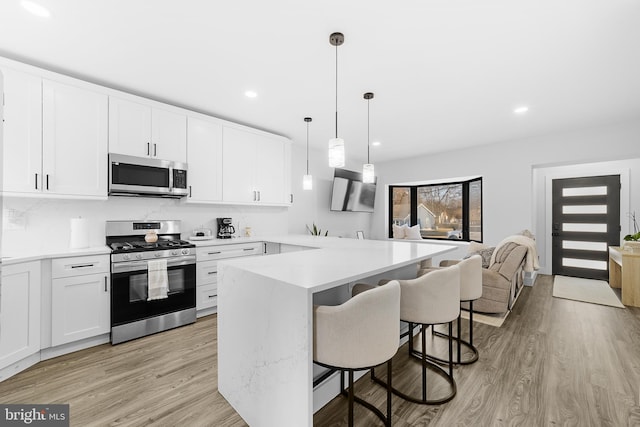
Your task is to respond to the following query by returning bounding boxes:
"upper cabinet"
[222,126,291,205]
[185,115,223,203]
[1,66,108,198]
[42,80,108,197]
[108,96,187,163]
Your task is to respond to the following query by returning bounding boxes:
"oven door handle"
[112,257,196,274]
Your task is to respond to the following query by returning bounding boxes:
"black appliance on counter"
[217,217,235,239]
[106,220,196,344]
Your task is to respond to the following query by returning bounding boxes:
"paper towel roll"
[70,217,89,249]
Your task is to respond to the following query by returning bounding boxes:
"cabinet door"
[186,116,223,202]
[1,67,42,194]
[108,96,152,157]
[0,262,41,369]
[42,80,108,197]
[152,108,187,162]
[51,273,110,346]
[254,135,285,204]
[222,126,258,203]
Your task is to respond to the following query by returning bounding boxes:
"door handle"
[147,142,150,156]
[552,232,560,237]
[104,276,108,292]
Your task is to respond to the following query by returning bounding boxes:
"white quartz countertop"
[1,246,111,265]
[217,235,456,293]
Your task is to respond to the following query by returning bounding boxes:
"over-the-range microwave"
[108,153,188,198]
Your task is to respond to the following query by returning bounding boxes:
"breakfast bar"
[216,236,456,427]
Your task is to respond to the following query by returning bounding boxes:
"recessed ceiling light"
[514,106,529,114]
[372,141,381,146]
[245,90,257,98]
[21,0,50,18]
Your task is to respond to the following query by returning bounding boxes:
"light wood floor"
[1,274,640,426]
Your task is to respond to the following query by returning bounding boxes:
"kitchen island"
[217,236,456,427]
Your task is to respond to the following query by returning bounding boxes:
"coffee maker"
[217,218,235,239]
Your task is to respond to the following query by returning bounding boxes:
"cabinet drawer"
[52,254,110,278]
[196,242,263,262]
[197,260,219,285]
[197,284,218,311]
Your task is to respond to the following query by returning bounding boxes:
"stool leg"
[408,322,414,355]
[457,314,462,363]
[386,359,392,427]
[340,369,345,394]
[348,370,354,427]
[448,321,454,378]
[422,324,427,402]
[469,301,474,347]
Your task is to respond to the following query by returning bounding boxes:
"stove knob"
[136,253,143,260]
[181,248,190,255]
[123,254,130,260]
[155,252,161,258]
[171,250,178,256]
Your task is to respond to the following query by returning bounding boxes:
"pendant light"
[362,92,375,183]
[328,32,345,168]
[303,117,313,190]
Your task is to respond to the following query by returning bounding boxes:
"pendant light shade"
[362,92,375,183]
[328,32,346,168]
[303,117,313,190]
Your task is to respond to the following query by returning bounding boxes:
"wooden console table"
[609,246,640,307]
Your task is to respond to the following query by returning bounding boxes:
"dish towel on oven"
[147,259,169,301]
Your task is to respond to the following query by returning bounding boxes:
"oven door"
[111,256,196,327]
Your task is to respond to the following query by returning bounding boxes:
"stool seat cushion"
[314,281,400,369]
[397,266,460,325]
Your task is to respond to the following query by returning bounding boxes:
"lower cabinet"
[51,255,110,347]
[0,261,41,370]
[195,242,263,315]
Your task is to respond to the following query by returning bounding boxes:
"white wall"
[288,143,373,239]
[372,118,640,260]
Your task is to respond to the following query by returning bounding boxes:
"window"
[389,178,482,242]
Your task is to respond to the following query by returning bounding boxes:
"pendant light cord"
[367,97,370,164]
[335,42,338,139]
[306,122,310,174]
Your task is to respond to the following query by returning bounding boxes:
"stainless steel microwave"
[108,153,188,198]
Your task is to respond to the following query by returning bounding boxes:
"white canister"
[69,217,90,249]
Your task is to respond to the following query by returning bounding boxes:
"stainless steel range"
[106,220,196,344]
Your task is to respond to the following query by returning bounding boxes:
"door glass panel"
[562,241,608,251]
[562,186,607,197]
[563,223,607,233]
[562,205,607,214]
[562,258,607,270]
[391,187,411,226]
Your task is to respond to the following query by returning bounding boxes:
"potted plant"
[623,212,640,251]
[306,223,328,236]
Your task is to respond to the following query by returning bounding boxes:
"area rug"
[552,275,624,308]
[461,309,509,328]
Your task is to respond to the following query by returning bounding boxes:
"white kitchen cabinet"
[222,126,291,205]
[0,261,41,370]
[1,71,108,198]
[51,255,110,347]
[195,242,263,315]
[108,96,187,163]
[185,116,223,203]
[0,66,42,194]
[42,79,108,197]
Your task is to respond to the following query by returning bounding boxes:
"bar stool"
[314,280,400,426]
[419,255,482,365]
[362,265,460,405]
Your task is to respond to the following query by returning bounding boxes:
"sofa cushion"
[392,224,408,239]
[405,224,422,240]
[464,247,495,268]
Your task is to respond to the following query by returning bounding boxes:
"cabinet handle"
[71,263,94,269]
[290,194,293,203]
[208,251,222,255]
[104,276,108,292]
[189,185,192,198]
[154,143,157,157]
[208,271,218,275]
[208,295,216,299]
[46,174,49,190]
[253,190,257,201]
[243,248,255,252]
[35,173,38,190]
[257,191,261,201]
[147,142,150,155]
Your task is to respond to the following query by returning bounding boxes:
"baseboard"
[524,271,538,286]
[0,353,41,382]
[41,334,110,361]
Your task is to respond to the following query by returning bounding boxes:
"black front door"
[552,175,620,280]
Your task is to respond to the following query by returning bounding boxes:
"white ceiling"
[1,0,639,163]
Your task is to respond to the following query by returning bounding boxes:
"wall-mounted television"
[330,168,376,213]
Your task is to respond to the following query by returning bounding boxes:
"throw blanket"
[490,235,540,272]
